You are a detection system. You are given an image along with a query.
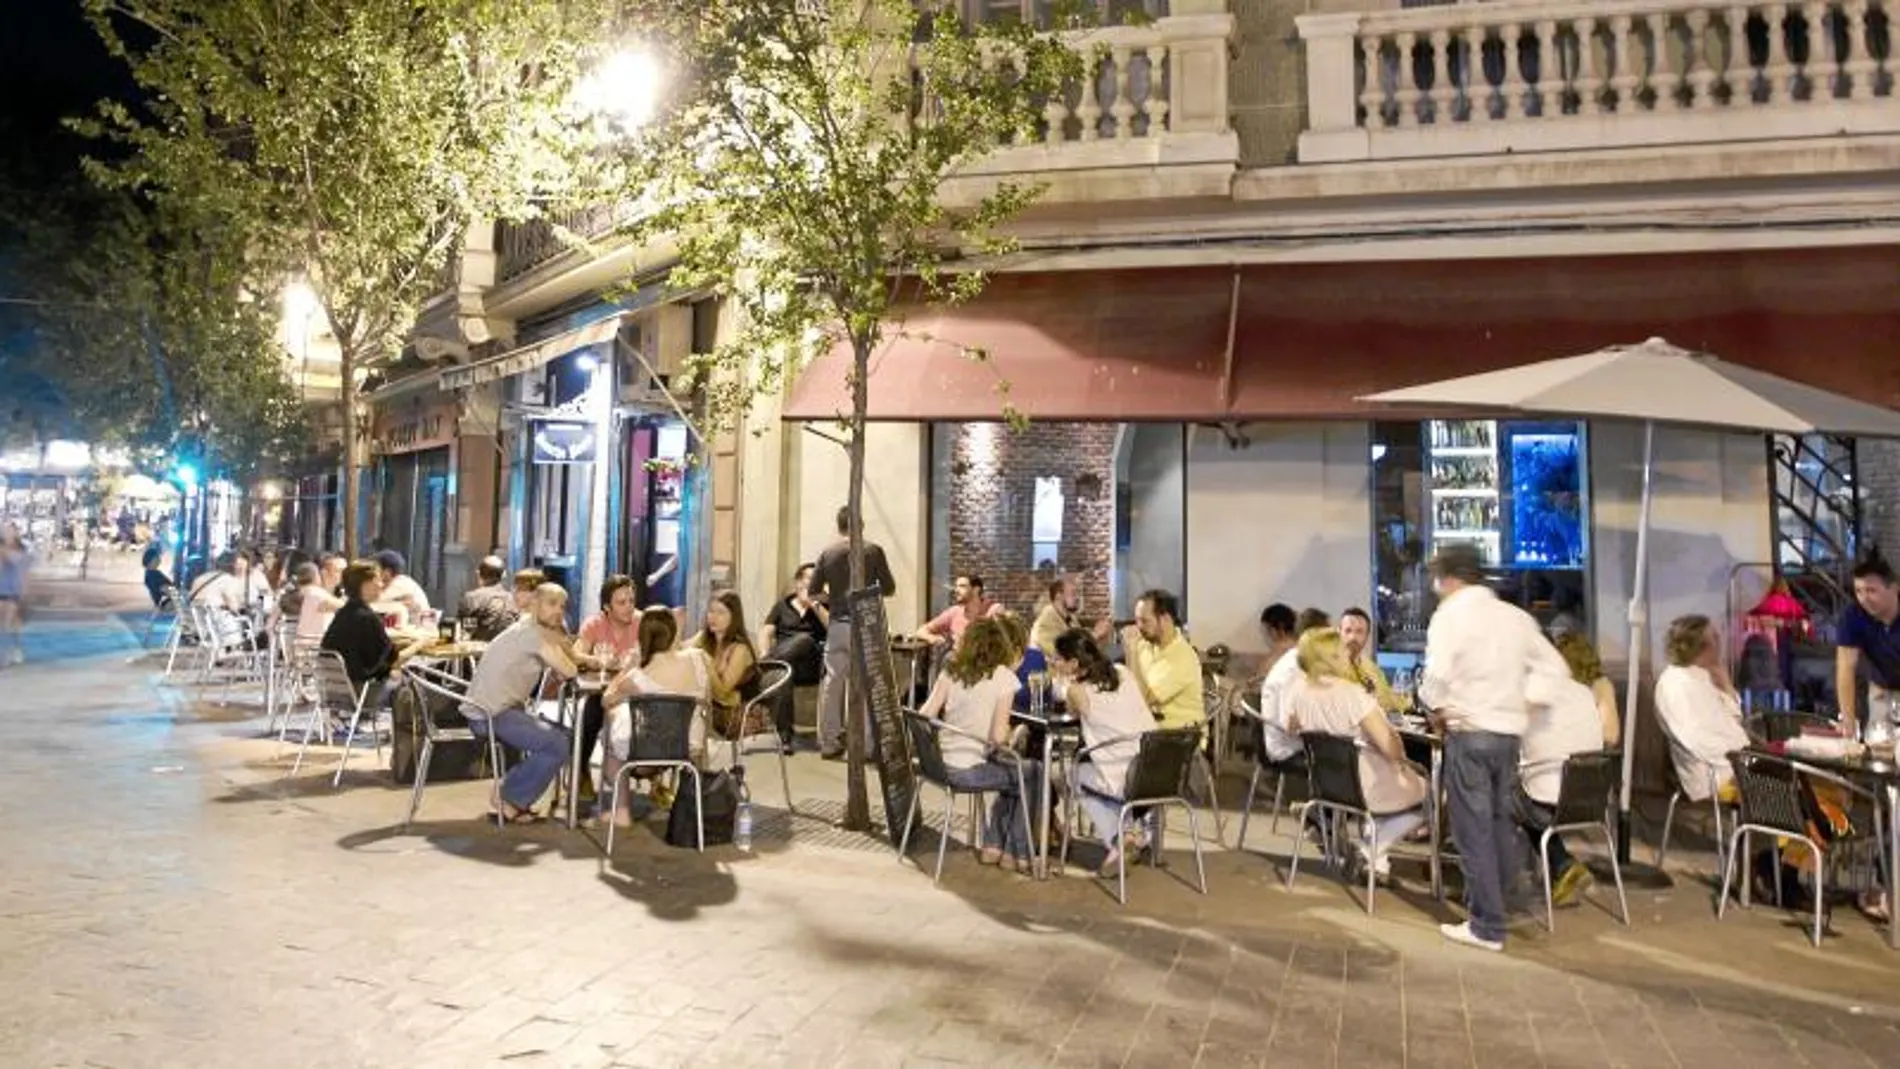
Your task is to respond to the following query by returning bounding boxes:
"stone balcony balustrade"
[1298,0,1898,163]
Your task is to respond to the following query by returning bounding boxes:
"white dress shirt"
[383,574,432,619]
[1257,648,1304,762]
[1654,664,1749,801]
[1418,585,1567,737]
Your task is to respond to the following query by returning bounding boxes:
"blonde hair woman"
[1284,626,1429,881]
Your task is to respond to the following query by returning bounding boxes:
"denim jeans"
[1514,786,1574,875]
[476,708,572,812]
[1443,730,1522,944]
[945,758,1044,861]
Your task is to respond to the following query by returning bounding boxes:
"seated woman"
[918,617,1041,873]
[693,591,761,742]
[1284,626,1429,882]
[1048,628,1157,876]
[1654,614,1751,805]
[1517,633,1621,906]
[599,606,711,827]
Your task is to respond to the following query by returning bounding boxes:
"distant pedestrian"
[809,506,897,762]
[0,521,30,666]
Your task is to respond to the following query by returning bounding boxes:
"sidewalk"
[2,595,1896,1068]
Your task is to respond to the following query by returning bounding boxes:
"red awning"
[782,248,1900,422]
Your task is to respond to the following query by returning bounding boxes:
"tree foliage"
[0,175,305,481]
[78,0,620,548]
[619,0,1087,829]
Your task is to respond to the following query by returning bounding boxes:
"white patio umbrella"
[1361,336,1900,862]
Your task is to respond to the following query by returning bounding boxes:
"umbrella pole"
[1617,420,1655,866]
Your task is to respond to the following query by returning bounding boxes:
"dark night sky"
[0,0,136,186]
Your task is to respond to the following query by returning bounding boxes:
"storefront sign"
[372,399,458,455]
[440,315,624,392]
[530,419,600,465]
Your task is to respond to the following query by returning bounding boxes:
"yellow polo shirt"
[1135,633,1205,731]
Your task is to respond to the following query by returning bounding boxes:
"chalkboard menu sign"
[846,585,918,847]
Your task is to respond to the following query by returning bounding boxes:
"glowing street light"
[575,48,663,131]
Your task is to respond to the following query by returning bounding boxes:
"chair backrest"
[401,663,473,740]
[1747,712,1833,744]
[1727,750,1811,837]
[1121,726,1202,802]
[750,659,794,708]
[312,650,365,713]
[904,712,954,787]
[624,694,701,764]
[1300,731,1368,811]
[1550,749,1621,826]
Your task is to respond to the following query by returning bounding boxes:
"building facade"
[385,0,1900,782]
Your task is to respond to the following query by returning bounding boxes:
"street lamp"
[575,48,663,131]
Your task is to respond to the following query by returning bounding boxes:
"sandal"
[1096,848,1123,878]
[1859,891,1891,924]
[495,805,542,825]
[978,847,1004,866]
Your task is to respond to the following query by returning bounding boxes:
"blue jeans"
[1444,730,1522,944]
[946,758,1044,861]
[476,708,571,812]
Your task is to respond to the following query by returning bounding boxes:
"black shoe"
[820,749,845,762]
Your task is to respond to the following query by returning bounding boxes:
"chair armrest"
[1075,729,1146,760]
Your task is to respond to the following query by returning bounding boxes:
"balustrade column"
[1143,44,1171,132]
[1804,0,1835,100]
[1428,28,1455,124]
[1109,44,1136,139]
[1360,34,1388,126]
[1575,17,1608,114]
[1609,16,1640,111]
[1076,51,1104,141]
[1843,0,1877,101]
[1501,22,1530,119]
[1684,10,1716,107]
[1647,12,1683,108]
[1395,32,1423,127]
[1725,5,1755,105]
[1535,19,1560,116]
[1763,3,1796,105]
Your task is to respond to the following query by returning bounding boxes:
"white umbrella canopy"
[1361,336,1900,865]
[1363,336,1900,438]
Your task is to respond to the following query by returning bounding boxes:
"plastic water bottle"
[734,798,754,852]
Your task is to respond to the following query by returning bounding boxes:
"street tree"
[617,0,1087,830]
[78,0,620,551]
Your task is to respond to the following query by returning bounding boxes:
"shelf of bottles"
[1427,419,1500,566]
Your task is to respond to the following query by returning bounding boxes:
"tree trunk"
[339,345,359,556]
[841,333,873,832]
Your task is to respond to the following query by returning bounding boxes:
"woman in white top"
[1284,626,1429,880]
[295,555,347,643]
[1049,628,1157,875]
[918,617,1038,872]
[1516,633,1621,905]
[600,606,711,827]
[1653,614,1751,804]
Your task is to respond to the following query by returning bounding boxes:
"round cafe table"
[558,672,614,829]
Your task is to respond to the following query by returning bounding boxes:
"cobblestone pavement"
[3,570,1899,1068]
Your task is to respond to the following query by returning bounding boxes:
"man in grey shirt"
[808,506,897,761]
[462,584,592,823]
[457,555,518,641]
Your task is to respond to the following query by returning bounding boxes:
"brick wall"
[943,422,1117,620]
[1862,439,1900,562]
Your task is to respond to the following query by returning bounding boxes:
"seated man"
[461,584,591,824]
[914,573,1003,649]
[141,544,173,607]
[457,555,518,641]
[373,549,432,624]
[1654,613,1750,804]
[1257,607,1332,763]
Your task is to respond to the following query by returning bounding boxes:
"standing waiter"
[809,506,897,762]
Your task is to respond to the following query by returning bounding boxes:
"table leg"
[566,688,584,830]
[1430,745,1444,902]
[1888,784,1897,951]
[1037,731,1054,880]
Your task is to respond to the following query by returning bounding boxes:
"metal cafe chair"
[1716,750,1885,948]
[400,662,508,830]
[727,659,796,816]
[1285,732,1384,915]
[286,651,367,780]
[161,598,204,679]
[141,584,181,648]
[1533,750,1631,933]
[1064,726,1210,906]
[897,711,1034,886]
[1656,760,1737,877]
[605,695,706,853]
[1233,694,1307,850]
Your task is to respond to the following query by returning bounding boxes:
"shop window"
[1372,419,1590,652]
